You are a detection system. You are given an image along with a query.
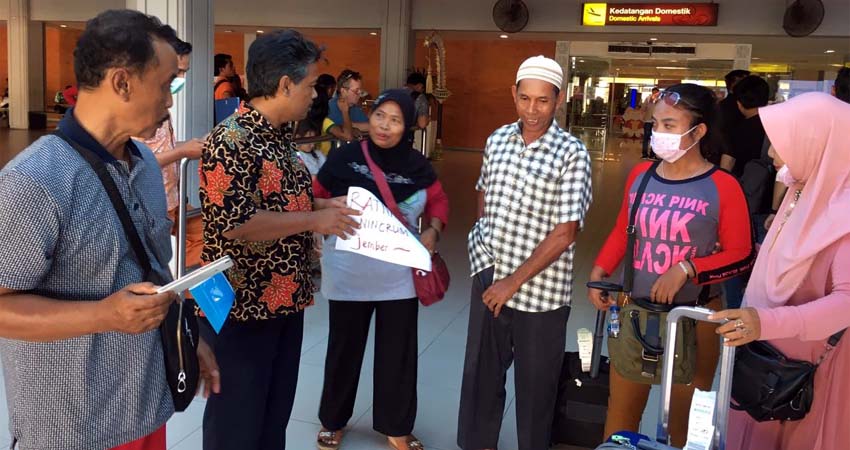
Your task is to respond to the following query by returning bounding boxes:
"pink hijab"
[745,92,850,308]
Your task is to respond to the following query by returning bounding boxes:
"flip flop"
[317,429,344,450]
[387,435,424,450]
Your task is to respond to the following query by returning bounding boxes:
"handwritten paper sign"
[335,186,432,272]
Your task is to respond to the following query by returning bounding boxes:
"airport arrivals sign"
[582,3,719,27]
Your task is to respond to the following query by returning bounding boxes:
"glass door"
[566,57,611,160]
[567,55,735,162]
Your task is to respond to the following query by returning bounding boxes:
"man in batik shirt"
[200,30,359,450]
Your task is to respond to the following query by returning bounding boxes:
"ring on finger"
[735,319,745,329]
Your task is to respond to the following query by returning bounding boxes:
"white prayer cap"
[515,55,563,89]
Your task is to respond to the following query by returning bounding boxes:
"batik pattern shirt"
[200,105,315,321]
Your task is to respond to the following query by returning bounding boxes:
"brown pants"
[603,297,721,447]
[168,207,204,269]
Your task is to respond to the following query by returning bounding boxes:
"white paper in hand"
[335,186,432,271]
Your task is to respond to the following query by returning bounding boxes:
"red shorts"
[110,426,166,450]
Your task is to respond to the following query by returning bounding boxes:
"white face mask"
[170,77,186,95]
[650,125,699,163]
[776,165,798,187]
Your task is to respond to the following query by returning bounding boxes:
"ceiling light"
[370,32,378,36]
[224,29,233,33]
[825,49,835,53]
[655,66,687,70]
[499,34,509,39]
[650,37,658,41]
[60,24,67,28]
[752,57,761,60]
[579,59,585,62]
[256,30,264,34]
[833,64,846,67]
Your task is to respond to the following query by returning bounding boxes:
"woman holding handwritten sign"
[313,89,449,450]
[589,83,754,446]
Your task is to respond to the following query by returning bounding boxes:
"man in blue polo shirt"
[0,10,219,450]
[326,69,370,142]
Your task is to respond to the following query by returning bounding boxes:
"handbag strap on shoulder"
[53,130,162,284]
[360,140,410,228]
[816,329,847,366]
[624,162,658,295]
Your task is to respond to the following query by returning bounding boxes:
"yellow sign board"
[582,3,720,27]
[583,3,608,26]
[749,63,791,74]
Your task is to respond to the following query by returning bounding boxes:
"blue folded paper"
[189,272,235,333]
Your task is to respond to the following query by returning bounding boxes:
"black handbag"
[55,131,200,412]
[731,329,844,422]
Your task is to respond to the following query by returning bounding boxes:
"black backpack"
[739,135,774,214]
[214,78,249,102]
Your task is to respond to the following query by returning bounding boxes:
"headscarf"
[316,89,436,203]
[744,92,850,307]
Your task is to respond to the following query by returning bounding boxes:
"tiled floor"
[0,132,676,450]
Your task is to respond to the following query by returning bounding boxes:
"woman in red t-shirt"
[589,83,754,446]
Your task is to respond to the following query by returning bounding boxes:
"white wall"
[29,0,124,21]
[411,0,850,37]
[214,0,385,28]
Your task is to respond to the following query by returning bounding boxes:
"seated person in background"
[317,73,337,98]
[294,120,327,288]
[307,87,334,155]
[53,86,72,113]
[326,69,369,141]
[295,120,326,177]
[63,85,79,107]
[323,92,355,149]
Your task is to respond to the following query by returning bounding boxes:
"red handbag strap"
[360,140,411,228]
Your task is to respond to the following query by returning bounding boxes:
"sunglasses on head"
[659,90,698,109]
[338,72,360,87]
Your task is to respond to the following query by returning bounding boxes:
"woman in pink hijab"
[710,92,850,450]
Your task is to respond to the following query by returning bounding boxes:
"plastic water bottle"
[609,305,621,338]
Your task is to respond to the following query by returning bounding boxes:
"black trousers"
[319,298,419,436]
[203,312,304,450]
[457,267,570,450]
[642,122,654,157]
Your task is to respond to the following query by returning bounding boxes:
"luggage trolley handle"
[587,281,625,378]
[656,306,735,450]
[177,157,198,278]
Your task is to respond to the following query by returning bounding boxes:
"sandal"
[387,435,424,450]
[317,429,344,450]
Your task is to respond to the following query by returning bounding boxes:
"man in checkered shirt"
[457,56,592,450]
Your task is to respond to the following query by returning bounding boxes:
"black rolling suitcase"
[551,307,611,447]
